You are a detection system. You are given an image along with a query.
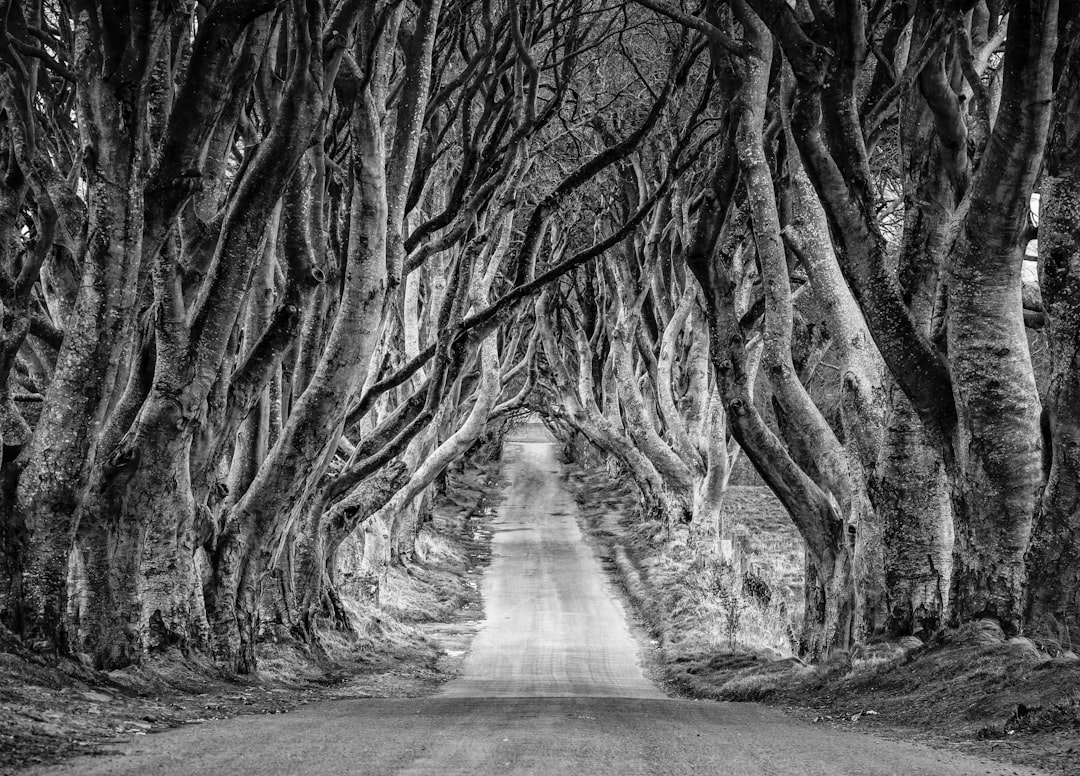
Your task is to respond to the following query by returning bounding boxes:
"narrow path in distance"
[439,427,661,699]
[28,433,1047,776]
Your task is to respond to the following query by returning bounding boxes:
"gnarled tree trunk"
[1026,13,1080,645]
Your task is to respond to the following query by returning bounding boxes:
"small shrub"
[710,562,745,650]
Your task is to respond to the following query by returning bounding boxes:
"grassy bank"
[565,464,1080,776]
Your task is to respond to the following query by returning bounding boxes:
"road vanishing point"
[30,435,1046,776]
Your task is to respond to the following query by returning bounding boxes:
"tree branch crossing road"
[30,438,1046,775]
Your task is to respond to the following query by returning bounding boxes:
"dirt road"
[440,433,661,699]
[29,437,1046,775]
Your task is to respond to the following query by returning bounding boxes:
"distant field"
[721,486,805,610]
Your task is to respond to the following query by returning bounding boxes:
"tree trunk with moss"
[1026,13,1080,645]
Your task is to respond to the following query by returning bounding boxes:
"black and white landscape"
[0,1,1078,774]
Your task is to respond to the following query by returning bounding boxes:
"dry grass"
[618,490,803,661]
[414,525,467,568]
[717,672,784,701]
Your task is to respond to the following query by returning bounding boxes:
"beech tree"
[748,0,1057,638]
[1027,1,1080,644]
[634,0,1076,651]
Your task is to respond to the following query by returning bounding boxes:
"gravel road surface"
[28,437,1046,775]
